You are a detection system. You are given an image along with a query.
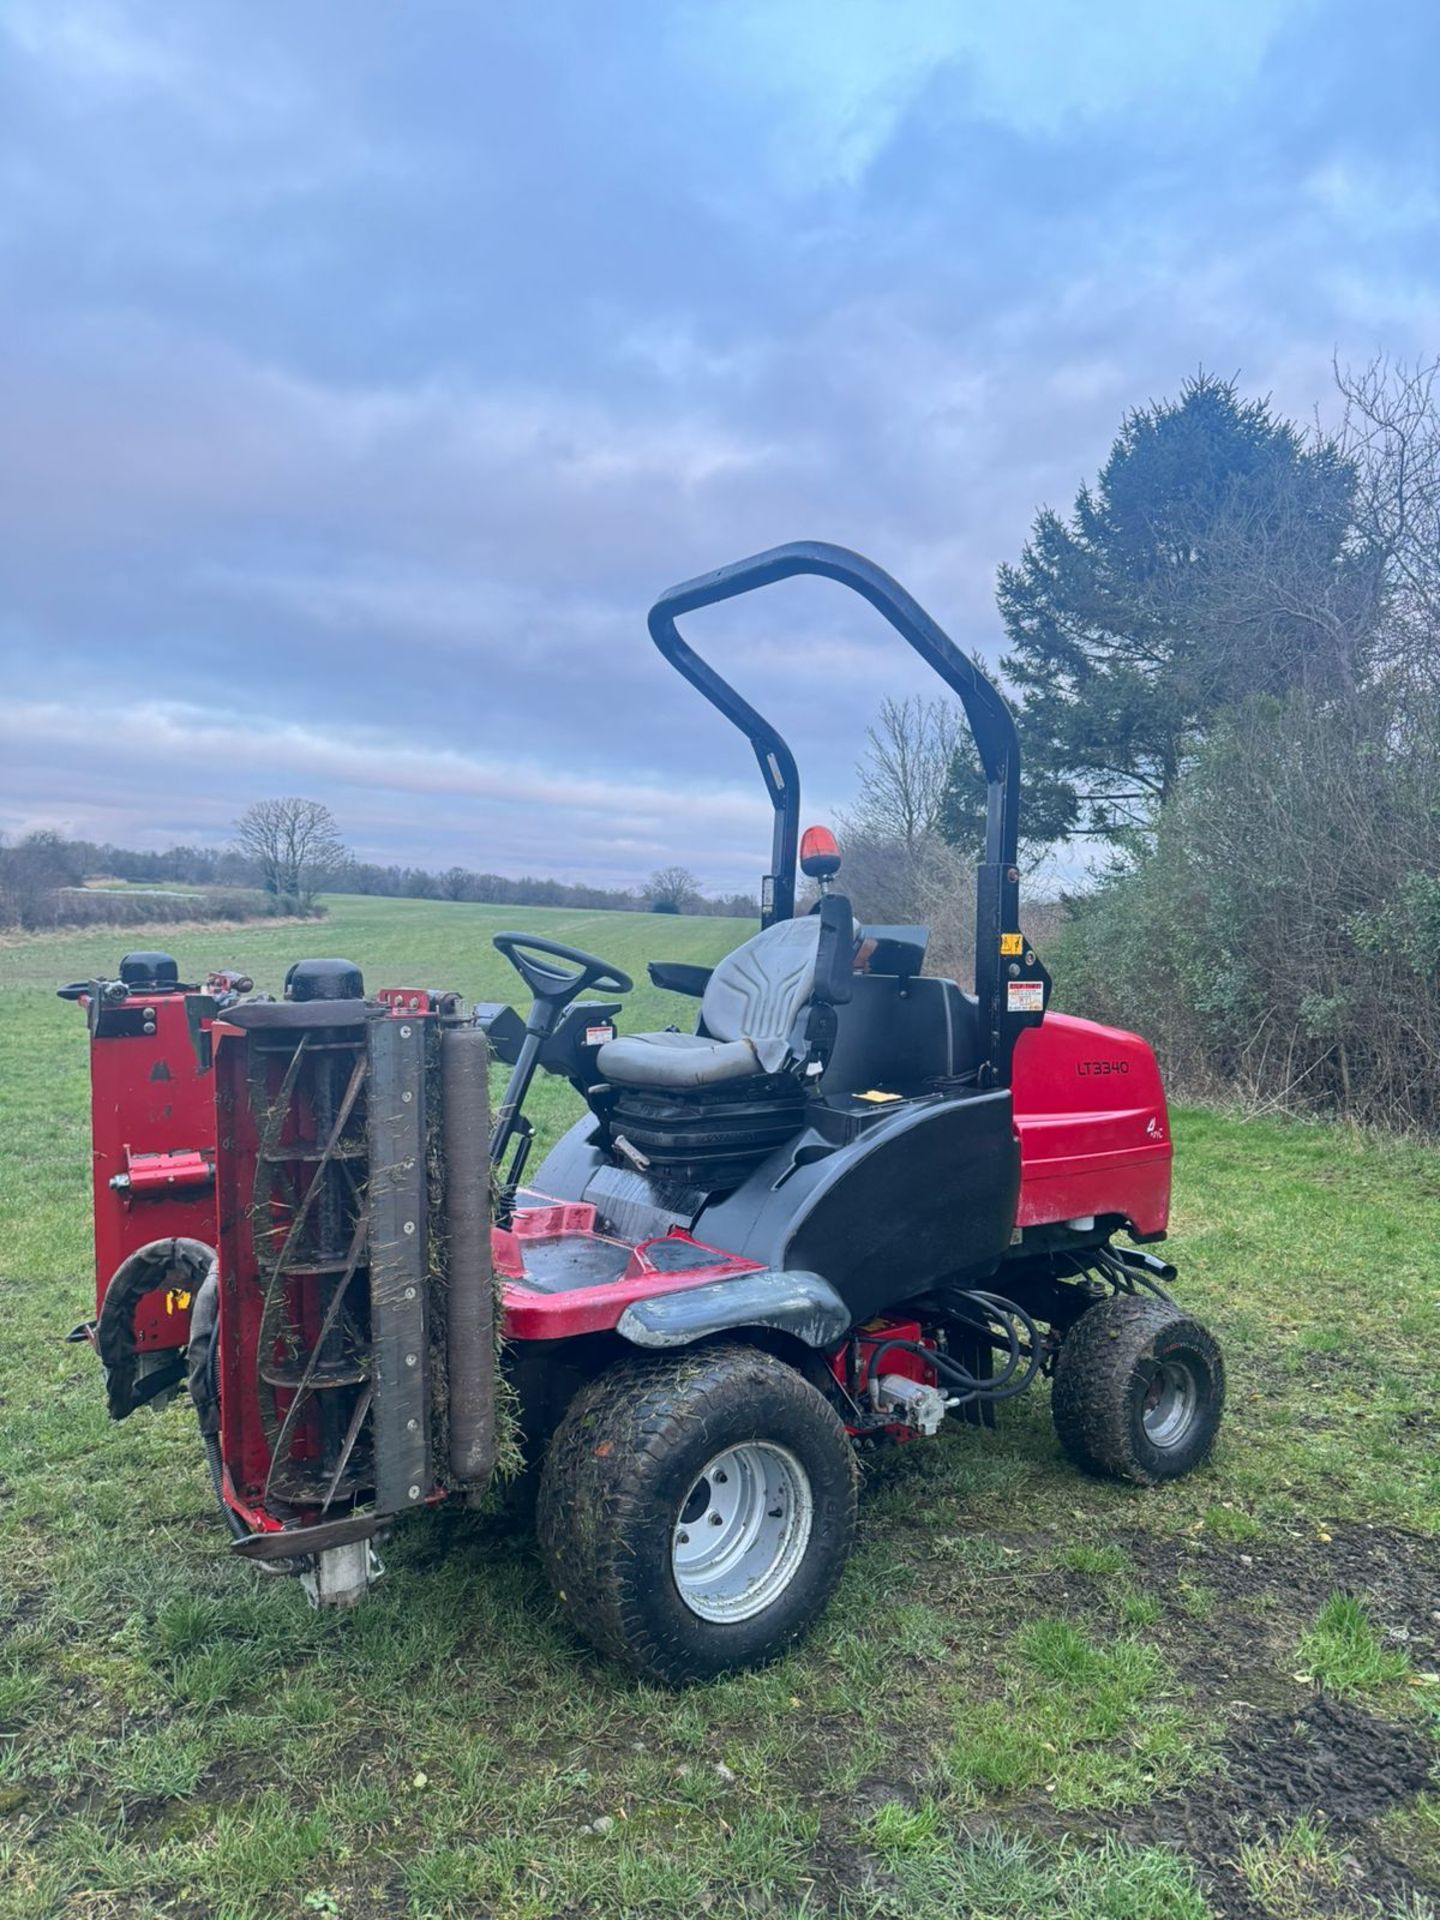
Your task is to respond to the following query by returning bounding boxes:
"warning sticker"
[584,1025,616,1046]
[1007,980,1044,1014]
[1000,932,1024,956]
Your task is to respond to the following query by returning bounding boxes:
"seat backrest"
[701,916,821,1069]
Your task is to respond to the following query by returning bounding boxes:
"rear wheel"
[1052,1294,1224,1485]
[537,1343,857,1686]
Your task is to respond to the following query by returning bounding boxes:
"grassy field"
[1,895,1438,1919]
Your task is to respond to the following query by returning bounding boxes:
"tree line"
[341,857,753,918]
[844,359,1440,1131]
[0,805,756,931]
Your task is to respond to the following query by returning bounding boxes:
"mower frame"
[647,541,1045,1084]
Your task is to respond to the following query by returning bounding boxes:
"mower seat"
[594,1028,762,1089]
[597,912,844,1091]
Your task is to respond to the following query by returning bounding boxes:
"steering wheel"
[492,933,633,1006]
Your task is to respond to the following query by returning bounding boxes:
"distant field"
[1,891,750,997]
[1,894,1438,1919]
[1,894,752,1159]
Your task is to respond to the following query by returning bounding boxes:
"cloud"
[1,0,1438,893]
[4,1,195,101]
[676,0,1307,190]
[0,316,785,564]
[0,699,776,886]
[3,0,316,135]
[1305,156,1440,239]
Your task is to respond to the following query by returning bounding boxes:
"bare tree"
[234,798,348,909]
[1335,353,1440,701]
[846,696,964,852]
[645,865,701,914]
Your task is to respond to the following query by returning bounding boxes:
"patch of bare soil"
[1059,1524,1440,1917]
[792,1516,1439,1914]
[1103,1692,1436,1917]
[1127,1521,1440,1678]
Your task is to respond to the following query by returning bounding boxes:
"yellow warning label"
[1000,932,1024,956]
[165,1289,192,1315]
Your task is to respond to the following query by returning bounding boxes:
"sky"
[1,0,1438,893]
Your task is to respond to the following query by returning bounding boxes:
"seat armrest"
[811,894,855,1007]
[647,961,714,998]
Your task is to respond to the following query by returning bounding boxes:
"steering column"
[489,934,633,1211]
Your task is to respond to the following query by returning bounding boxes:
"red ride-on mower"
[65,543,1223,1685]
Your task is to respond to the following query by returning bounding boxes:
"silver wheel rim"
[1142,1356,1201,1449]
[671,1441,813,1623]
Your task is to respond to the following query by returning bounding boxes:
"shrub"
[1050,688,1440,1130]
[3,887,318,932]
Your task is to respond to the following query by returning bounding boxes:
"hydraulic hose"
[1091,1244,1175,1302]
[866,1291,1044,1411]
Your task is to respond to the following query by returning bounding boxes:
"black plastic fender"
[615,1269,850,1350]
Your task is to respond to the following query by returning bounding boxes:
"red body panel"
[1011,1012,1171,1235]
[830,1316,933,1390]
[86,991,218,1351]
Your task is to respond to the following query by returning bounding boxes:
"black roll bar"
[646,541,1044,1086]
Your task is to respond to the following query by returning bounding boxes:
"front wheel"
[1051,1294,1225,1485]
[537,1344,858,1686]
